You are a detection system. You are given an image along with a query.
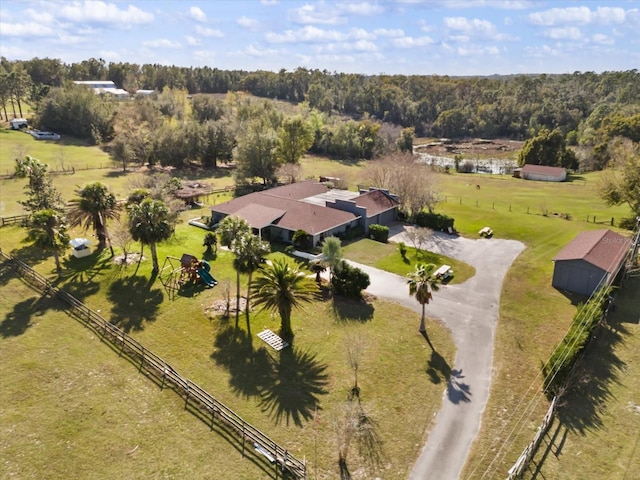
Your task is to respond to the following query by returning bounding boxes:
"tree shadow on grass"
[331,296,375,323]
[259,346,330,426]
[211,324,329,427]
[0,295,59,337]
[107,274,163,333]
[211,325,272,399]
[0,258,18,288]
[556,321,627,435]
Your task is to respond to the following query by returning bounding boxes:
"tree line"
[1,57,639,144]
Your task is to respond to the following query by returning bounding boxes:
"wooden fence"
[0,251,306,479]
[0,214,29,227]
[506,396,557,479]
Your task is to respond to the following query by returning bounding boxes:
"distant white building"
[73,80,129,99]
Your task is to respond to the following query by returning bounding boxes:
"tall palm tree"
[28,209,69,278]
[251,258,320,340]
[407,263,440,346]
[218,215,252,317]
[234,233,271,329]
[68,182,119,254]
[321,236,343,280]
[127,198,173,274]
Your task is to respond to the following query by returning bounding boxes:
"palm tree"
[407,263,440,347]
[28,209,69,278]
[217,215,251,248]
[251,258,320,340]
[127,198,173,274]
[321,236,343,280]
[67,182,119,254]
[234,233,271,329]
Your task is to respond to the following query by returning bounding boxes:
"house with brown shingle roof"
[552,229,631,295]
[210,181,398,246]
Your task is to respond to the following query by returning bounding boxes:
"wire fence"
[0,250,306,479]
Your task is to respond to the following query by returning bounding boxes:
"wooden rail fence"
[0,250,306,479]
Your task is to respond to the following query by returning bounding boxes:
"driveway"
[346,224,525,480]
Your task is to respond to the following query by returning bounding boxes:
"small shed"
[552,229,631,295]
[69,238,92,258]
[515,164,567,182]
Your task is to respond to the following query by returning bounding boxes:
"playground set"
[159,253,217,298]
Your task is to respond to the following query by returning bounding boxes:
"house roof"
[261,180,329,200]
[354,189,399,217]
[233,204,286,229]
[212,186,357,235]
[521,164,566,176]
[553,229,631,273]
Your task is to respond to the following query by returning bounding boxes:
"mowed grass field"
[1,126,638,479]
[0,216,456,480]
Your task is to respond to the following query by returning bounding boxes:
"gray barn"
[552,229,631,296]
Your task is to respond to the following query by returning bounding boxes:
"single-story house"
[552,229,631,296]
[210,181,399,247]
[513,164,567,182]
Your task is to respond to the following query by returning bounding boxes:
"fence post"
[185,381,190,409]
[242,422,245,457]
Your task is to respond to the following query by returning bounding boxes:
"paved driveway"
[346,225,525,480]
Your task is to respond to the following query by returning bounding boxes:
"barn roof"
[553,229,631,273]
[521,164,566,176]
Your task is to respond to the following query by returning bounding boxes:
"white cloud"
[592,33,614,45]
[266,26,348,43]
[457,45,500,57]
[543,27,582,40]
[529,6,629,26]
[0,21,56,37]
[350,28,375,40]
[245,44,278,57]
[397,0,533,9]
[288,3,344,25]
[142,38,181,49]
[339,2,385,16]
[373,28,404,37]
[260,0,279,5]
[188,6,207,22]
[195,25,224,38]
[391,36,434,48]
[237,16,258,29]
[185,35,200,46]
[58,1,153,26]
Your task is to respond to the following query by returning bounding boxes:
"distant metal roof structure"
[74,80,129,98]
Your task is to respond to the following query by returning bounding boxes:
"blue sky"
[1,1,639,76]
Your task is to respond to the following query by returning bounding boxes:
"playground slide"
[197,268,218,287]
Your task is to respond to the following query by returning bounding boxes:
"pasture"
[1,126,638,479]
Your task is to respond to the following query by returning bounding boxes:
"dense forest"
[0,57,638,178]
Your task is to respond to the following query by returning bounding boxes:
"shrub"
[331,261,370,299]
[368,224,389,243]
[293,229,310,249]
[415,211,455,231]
[619,216,639,230]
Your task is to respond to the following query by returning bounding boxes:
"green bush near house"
[368,224,389,243]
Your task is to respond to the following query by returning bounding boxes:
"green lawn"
[0,220,455,479]
[1,127,637,479]
[343,238,476,284]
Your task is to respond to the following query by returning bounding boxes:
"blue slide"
[197,267,218,287]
